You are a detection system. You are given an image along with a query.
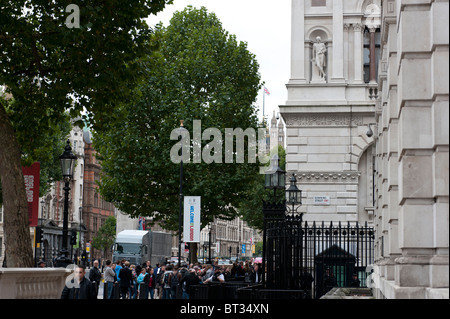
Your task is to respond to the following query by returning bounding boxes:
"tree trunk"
[189,243,198,264]
[0,101,34,267]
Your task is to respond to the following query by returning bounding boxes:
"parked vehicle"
[112,230,172,266]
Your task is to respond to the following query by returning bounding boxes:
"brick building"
[82,129,115,262]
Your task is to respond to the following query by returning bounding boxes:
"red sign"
[22,162,40,227]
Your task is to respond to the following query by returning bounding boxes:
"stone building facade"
[371,0,449,299]
[281,0,448,298]
[281,0,379,224]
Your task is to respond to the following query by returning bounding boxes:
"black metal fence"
[190,281,257,299]
[264,215,375,299]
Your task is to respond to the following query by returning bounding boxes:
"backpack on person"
[170,271,179,288]
[163,272,170,286]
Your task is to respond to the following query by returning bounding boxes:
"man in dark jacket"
[89,259,102,295]
[61,265,97,299]
[118,261,134,299]
[180,269,201,299]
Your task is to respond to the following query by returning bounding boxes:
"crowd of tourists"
[97,258,262,299]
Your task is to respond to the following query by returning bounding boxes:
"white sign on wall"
[184,196,201,243]
[314,196,331,205]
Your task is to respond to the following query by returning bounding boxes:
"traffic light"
[70,232,77,246]
[36,227,44,243]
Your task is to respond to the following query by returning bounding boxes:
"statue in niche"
[312,36,327,82]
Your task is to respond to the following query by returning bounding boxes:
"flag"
[138,217,145,230]
[264,86,270,95]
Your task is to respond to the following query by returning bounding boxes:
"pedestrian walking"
[119,261,134,299]
[147,268,157,299]
[89,259,102,296]
[61,265,97,299]
[162,265,173,299]
[155,264,165,299]
[169,266,182,299]
[137,267,149,299]
[104,260,116,299]
[130,264,138,299]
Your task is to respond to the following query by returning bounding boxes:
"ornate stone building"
[281,0,448,298]
[281,0,380,224]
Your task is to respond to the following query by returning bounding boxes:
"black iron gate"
[264,215,374,299]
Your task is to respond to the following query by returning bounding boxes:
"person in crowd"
[137,267,149,299]
[203,266,225,283]
[130,264,138,299]
[89,259,102,296]
[350,273,361,287]
[169,265,182,299]
[104,260,116,299]
[155,264,165,299]
[61,265,96,299]
[119,261,133,299]
[162,264,173,299]
[180,268,201,299]
[147,267,157,299]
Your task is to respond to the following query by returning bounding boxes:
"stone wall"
[0,268,71,299]
[372,0,449,299]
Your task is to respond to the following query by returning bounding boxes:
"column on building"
[353,23,364,83]
[290,0,306,83]
[331,0,344,82]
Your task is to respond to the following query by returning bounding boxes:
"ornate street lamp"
[55,140,77,268]
[286,173,303,217]
[264,155,286,198]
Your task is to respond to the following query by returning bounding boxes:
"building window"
[312,0,326,6]
[363,27,381,83]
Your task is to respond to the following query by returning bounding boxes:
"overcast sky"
[146,0,291,125]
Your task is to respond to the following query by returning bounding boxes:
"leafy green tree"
[94,6,262,236]
[92,216,117,261]
[0,0,171,267]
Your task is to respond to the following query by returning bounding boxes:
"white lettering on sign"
[24,175,34,202]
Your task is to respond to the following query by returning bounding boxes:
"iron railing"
[264,216,375,299]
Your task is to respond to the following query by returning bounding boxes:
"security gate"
[263,214,375,299]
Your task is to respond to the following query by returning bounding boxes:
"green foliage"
[94,6,263,232]
[237,145,286,231]
[0,0,173,137]
[0,0,171,267]
[0,0,171,202]
[92,216,117,253]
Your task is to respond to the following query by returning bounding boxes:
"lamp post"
[286,173,303,218]
[262,154,286,286]
[55,139,77,268]
[178,120,185,268]
[264,155,286,199]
